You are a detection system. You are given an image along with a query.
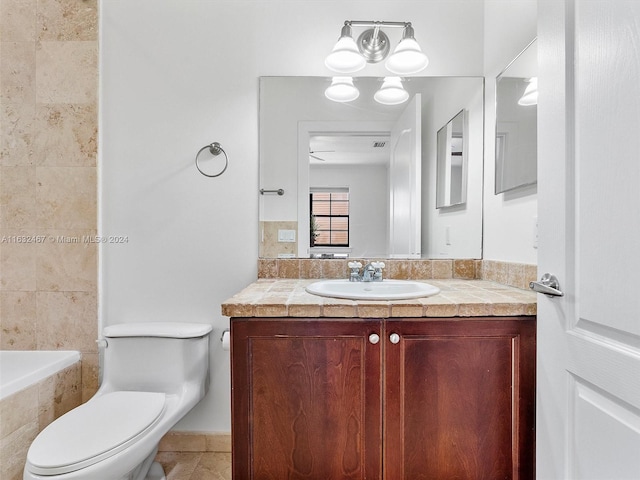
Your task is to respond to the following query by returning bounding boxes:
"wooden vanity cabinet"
[231,317,535,480]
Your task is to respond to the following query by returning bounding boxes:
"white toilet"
[23,322,213,480]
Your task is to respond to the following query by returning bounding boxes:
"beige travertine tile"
[254,302,288,317]
[453,259,477,279]
[321,259,347,279]
[411,259,433,279]
[0,420,38,480]
[322,303,358,318]
[81,353,99,402]
[155,451,203,480]
[458,302,492,317]
[0,0,36,42]
[0,41,36,103]
[432,259,453,279]
[35,41,97,104]
[299,259,322,279]
[0,290,36,348]
[0,233,37,290]
[507,262,525,289]
[491,302,528,317]
[191,452,232,480]
[287,303,322,317]
[36,0,98,41]
[357,303,390,318]
[36,291,97,350]
[38,362,81,429]
[387,260,411,279]
[34,104,97,166]
[0,166,36,228]
[159,433,207,452]
[1,103,35,166]
[277,259,299,278]
[0,384,37,438]
[36,167,96,229]
[390,301,424,317]
[36,233,97,291]
[206,433,232,453]
[257,258,277,278]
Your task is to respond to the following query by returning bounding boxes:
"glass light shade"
[518,77,538,106]
[325,77,360,102]
[385,38,429,75]
[374,77,409,105]
[325,36,367,73]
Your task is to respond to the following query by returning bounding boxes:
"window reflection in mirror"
[495,38,537,194]
[436,109,467,208]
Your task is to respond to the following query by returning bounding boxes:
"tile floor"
[155,452,231,480]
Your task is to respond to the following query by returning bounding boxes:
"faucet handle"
[348,261,362,269]
[371,261,385,281]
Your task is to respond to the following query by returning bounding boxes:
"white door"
[536,1,640,479]
[388,94,421,258]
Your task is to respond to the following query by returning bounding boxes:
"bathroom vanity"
[223,279,536,479]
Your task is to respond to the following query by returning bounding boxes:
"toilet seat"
[26,391,166,476]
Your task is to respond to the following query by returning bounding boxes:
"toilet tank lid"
[103,322,213,339]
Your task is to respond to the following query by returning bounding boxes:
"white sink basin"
[305,279,440,301]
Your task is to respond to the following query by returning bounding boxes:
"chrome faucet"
[348,261,385,282]
[362,263,376,282]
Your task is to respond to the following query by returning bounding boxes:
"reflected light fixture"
[325,21,429,75]
[518,77,538,106]
[325,76,360,102]
[374,77,409,105]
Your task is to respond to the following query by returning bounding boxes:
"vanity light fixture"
[325,21,429,75]
[518,77,538,106]
[325,76,360,102]
[374,77,409,105]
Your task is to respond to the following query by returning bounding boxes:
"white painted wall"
[483,0,538,264]
[100,0,485,432]
[423,77,484,258]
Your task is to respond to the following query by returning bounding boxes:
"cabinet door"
[231,319,382,479]
[384,318,536,480]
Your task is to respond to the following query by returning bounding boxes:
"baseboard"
[158,431,231,453]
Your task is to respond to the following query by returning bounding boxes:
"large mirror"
[259,76,484,259]
[495,38,537,194]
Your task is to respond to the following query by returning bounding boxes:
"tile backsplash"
[258,258,537,291]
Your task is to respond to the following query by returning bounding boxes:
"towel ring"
[195,142,228,177]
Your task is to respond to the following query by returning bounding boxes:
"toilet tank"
[100,322,212,395]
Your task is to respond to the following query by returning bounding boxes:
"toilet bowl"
[23,322,213,480]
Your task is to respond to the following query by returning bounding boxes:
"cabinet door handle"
[389,333,400,344]
[369,333,380,344]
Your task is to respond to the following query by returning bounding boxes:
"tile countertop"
[221,279,537,319]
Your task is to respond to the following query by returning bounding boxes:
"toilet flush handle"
[96,338,108,349]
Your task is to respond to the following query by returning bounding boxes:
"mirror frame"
[495,38,538,194]
[436,109,468,208]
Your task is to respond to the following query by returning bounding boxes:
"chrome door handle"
[530,273,564,297]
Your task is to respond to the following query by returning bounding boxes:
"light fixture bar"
[345,21,410,29]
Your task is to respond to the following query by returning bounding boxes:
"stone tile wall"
[0,362,81,480]
[0,0,99,400]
